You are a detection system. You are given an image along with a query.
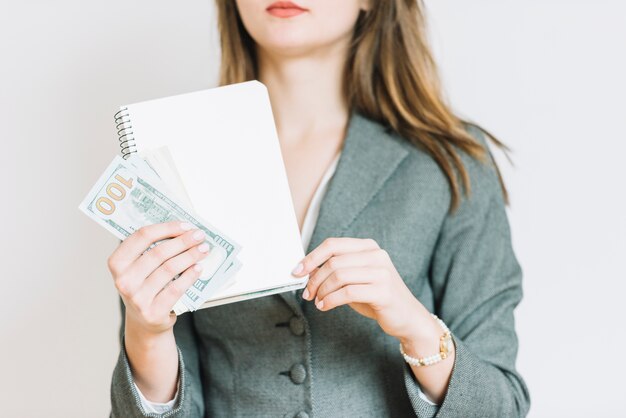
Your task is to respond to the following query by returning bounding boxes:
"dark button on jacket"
[289,363,307,385]
[289,315,305,336]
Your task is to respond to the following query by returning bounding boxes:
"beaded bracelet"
[399,313,454,367]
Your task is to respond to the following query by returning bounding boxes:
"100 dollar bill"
[78,156,241,314]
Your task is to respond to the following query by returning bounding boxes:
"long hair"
[214,0,510,212]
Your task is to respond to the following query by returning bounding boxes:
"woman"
[109,1,530,417]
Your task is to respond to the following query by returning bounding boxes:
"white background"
[1,1,623,417]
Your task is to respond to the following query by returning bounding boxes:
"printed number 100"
[96,174,134,215]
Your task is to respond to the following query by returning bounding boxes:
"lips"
[266,1,308,18]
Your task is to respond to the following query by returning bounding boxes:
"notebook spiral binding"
[114,107,137,159]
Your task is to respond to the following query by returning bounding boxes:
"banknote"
[78,155,242,314]
[137,147,195,212]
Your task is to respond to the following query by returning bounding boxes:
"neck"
[257,43,350,144]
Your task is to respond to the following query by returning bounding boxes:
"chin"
[236,0,363,58]
[255,23,356,59]
[256,30,324,57]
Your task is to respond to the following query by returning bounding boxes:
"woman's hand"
[291,237,438,342]
[292,237,454,404]
[107,220,210,335]
[107,220,211,402]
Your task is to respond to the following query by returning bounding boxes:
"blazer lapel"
[278,111,410,312]
[305,112,410,251]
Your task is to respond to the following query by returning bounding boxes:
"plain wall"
[1,1,623,417]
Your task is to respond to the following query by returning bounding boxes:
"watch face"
[441,335,453,353]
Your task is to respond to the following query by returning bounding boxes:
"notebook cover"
[120,81,307,306]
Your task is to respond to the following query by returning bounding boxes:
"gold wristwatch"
[399,313,454,367]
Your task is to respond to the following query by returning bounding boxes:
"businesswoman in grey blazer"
[108,0,530,417]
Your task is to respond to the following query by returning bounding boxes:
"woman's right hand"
[107,220,210,336]
[107,220,209,402]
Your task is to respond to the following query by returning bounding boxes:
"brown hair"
[215,0,510,212]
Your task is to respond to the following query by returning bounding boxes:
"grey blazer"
[110,112,530,418]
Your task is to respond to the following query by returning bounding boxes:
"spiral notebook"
[114,81,308,308]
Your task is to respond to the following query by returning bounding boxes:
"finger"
[304,250,390,300]
[152,263,205,313]
[126,228,208,284]
[315,267,388,302]
[108,221,194,274]
[111,226,205,298]
[136,242,211,302]
[317,284,378,311]
[299,266,319,290]
[292,237,379,277]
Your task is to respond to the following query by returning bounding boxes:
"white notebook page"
[121,81,307,307]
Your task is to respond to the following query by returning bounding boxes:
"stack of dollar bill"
[78,150,242,315]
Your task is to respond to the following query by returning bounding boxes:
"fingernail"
[316,299,324,310]
[193,263,203,272]
[302,288,310,300]
[193,230,206,241]
[198,243,210,253]
[181,222,194,230]
[291,262,304,275]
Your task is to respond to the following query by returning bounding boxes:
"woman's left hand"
[291,237,431,341]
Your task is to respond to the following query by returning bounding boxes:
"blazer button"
[289,316,305,336]
[290,363,307,384]
[294,411,309,418]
